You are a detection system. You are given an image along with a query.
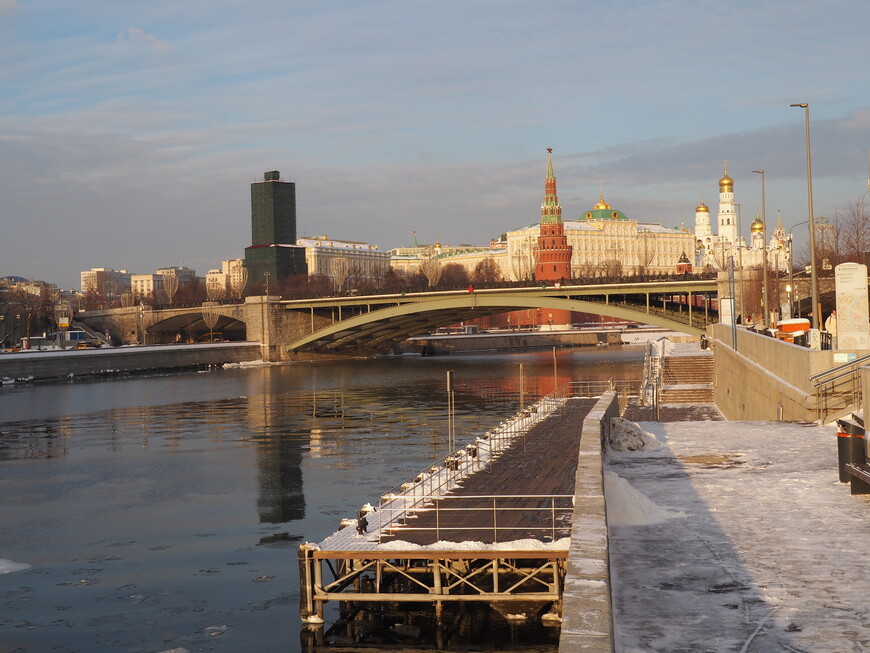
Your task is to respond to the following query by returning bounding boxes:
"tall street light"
[790,103,820,329]
[788,220,809,317]
[752,170,769,328]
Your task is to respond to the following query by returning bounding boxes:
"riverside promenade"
[606,410,870,652]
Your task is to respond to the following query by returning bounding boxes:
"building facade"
[205,259,246,299]
[80,268,132,296]
[298,236,391,289]
[244,171,307,291]
[694,164,789,271]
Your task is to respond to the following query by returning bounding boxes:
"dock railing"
[378,494,574,543]
[377,390,569,540]
[375,381,641,542]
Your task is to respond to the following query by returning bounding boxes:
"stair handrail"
[809,352,870,387]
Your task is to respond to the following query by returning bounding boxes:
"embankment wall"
[560,391,618,653]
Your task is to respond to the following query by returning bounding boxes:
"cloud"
[116,28,171,54]
[0,0,19,10]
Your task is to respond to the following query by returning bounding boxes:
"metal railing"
[378,494,575,543]
[377,391,568,540]
[810,352,870,422]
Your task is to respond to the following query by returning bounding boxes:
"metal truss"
[299,545,566,622]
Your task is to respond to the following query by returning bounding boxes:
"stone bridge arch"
[288,293,711,353]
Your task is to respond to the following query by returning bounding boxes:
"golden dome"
[593,193,611,210]
[719,164,733,192]
[750,214,764,233]
[696,201,709,213]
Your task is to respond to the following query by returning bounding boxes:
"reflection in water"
[0,347,643,652]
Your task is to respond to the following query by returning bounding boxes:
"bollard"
[836,419,866,482]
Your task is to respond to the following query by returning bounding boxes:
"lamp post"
[790,103,820,329]
[788,220,809,318]
[734,203,746,324]
[751,170,769,328]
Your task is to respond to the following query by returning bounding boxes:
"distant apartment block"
[80,268,132,295]
[205,259,246,299]
[155,266,198,287]
[131,274,163,298]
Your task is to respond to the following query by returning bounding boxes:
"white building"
[205,259,246,299]
[80,268,131,295]
[298,236,391,288]
[694,165,789,271]
[131,274,163,299]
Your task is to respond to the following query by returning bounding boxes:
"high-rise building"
[244,171,307,292]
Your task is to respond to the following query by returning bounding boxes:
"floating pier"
[299,382,631,643]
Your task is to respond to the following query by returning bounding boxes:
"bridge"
[77,279,719,358]
[280,279,718,353]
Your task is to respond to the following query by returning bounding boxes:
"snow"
[0,557,31,574]
[604,472,685,527]
[608,418,870,652]
[608,417,666,453]
[376,537,571,552]
[222,359,281,369]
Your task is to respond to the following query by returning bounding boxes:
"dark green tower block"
[244,171,307,292]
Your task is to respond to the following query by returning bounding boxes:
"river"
[0,346,644,653]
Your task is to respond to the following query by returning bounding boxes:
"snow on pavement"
[607,419,870,653]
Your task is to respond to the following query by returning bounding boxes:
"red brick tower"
[534,148,573,327]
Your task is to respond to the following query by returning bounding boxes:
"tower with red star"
[534,148,572,326]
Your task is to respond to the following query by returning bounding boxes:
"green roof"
[581,207,630,221]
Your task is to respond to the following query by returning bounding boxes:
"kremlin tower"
[534,148,573,283]
[534,148,573,327]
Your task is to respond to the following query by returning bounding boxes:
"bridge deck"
[317,398,595,553]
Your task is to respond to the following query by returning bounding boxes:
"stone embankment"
[0,342,260,383]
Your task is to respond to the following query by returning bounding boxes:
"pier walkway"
[378,398,596,546]
[298,389,618,638]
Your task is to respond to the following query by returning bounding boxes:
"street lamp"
[790,103,820,329]
[734,202,746,324]
[751,170,769,328]
[788,220,809,318]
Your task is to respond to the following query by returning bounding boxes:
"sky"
[2,0,869,290]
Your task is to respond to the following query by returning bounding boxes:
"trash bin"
[836,419,866,482]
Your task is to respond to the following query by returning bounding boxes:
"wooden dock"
[299,392,601,626]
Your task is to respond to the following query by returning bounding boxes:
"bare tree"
[201,301,221,342]
[162,269,179,306]
[419,248,442,288]
[329,256,351,294]
[231,267,249,300]
[638,231,656,279]
[472,257,502,285]
[438,263,470,290]
[835,197,870,263]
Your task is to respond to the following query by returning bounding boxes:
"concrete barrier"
[710,323,843,421]
[560,391,618,653]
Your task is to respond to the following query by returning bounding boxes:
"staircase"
[659,352,714,404]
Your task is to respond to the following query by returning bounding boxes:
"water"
[0,347,643,653]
